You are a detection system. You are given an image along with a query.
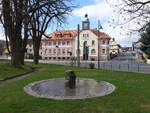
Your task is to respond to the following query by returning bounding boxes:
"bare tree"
[29,0,73,64]
[1,0,27,67]
[106,0,150,31]
[0,0,74,66]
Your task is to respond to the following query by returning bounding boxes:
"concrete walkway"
[0,68,46,86]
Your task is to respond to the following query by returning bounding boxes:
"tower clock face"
[84,23,88,28]
[83,22,89,30]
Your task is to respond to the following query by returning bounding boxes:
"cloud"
[103,22,139,46]
[73,0,141,46]
[0,28,5,40]
[73,1,113,19]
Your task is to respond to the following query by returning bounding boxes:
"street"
[1,53,150,74]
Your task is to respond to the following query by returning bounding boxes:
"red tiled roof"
[90,29,111,39]
[47,29,111,40]
[48,30,78,39]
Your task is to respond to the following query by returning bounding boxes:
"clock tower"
[82,14,90,30]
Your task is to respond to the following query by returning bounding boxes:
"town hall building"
[41,14,111,61]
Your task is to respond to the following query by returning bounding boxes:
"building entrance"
[83,41,89,60]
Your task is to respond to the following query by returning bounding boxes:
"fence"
[74,61,150,74]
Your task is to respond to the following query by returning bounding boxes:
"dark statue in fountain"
[65,70,76,88]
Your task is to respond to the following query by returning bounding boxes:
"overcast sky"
[0,0,140,47]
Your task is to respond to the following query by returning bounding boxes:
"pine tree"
[140,24,150,55]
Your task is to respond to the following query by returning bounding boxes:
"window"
[45,49,48,54]
[58,41,61,45]
[58,49,61,54]
[107,40,109,44]
[92,40,95,46]
[91,49,96,54]
[67,41,70,45]
[83,34,89,37]
[67,49,70,54]
[45,42,48,46]
[53,49,56,54]
[62,49,66,54]
[53,42,56,45]
[102,40,105,44]
[102,49,105,54]
[87,34,89,37]
[49,49,52,54]
[49,42,52,46]
[62,42,66,45]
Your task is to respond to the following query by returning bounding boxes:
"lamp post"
[98,20,103,69]
[56,45,59,60]
[77,24,80,67]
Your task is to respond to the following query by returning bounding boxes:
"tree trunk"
[2,0,25,67]
[11,38,22,67]
[33,39,40,64]
[20,51,25,65]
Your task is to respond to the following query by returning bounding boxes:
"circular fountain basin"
[24,78,116,100]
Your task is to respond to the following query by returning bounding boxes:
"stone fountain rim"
[24,78,116,100]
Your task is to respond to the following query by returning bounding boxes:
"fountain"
[24,70,116,100]
[65,70,76,88]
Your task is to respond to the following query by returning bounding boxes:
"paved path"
[0,68,46,86]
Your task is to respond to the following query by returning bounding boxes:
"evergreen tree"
[140,23,150,55]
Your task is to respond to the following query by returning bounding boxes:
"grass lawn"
[0,62,32,80]
[0,64,150,113]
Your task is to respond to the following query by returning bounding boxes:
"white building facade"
[41,14,111,61]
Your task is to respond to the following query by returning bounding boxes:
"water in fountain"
[24,70,116,100]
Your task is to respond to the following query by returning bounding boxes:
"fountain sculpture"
[65,70,76,88]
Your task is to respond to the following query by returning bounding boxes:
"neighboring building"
[122,47,132,52]
[132,41,145,62]
[25,39,42,59]
[41,14,111,61]
[109,38,121,55]
[132,41,142,53]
